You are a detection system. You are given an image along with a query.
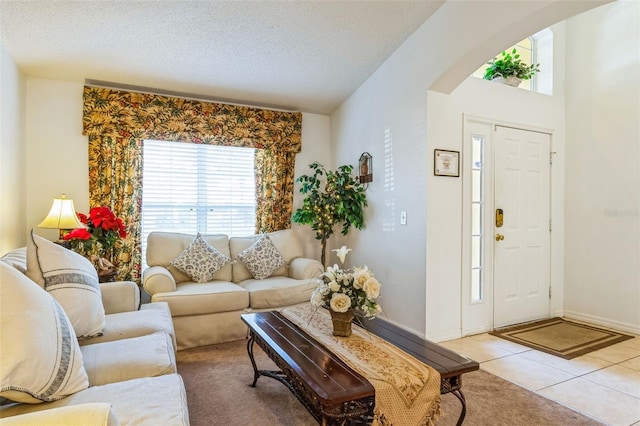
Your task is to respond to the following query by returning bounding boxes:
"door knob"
[495,234,505,241]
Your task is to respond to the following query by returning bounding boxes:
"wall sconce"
[38,194,84,240]
[358,152,373,186]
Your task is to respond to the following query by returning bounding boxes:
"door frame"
[461,115,556,336]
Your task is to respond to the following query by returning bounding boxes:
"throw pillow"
[169,233,232,283]
[0,262,89,403]
[26,230,105,339]
[236,234,286,280]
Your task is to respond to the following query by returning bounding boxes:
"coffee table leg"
[246,335,260,387]
[451,389,467,426]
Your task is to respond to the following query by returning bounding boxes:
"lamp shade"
[38,194,84,230]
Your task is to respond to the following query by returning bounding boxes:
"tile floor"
[440,330,640,426]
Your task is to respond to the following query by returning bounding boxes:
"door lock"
[495,234,505,241]
[496,209,504,228]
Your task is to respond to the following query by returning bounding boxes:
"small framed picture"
[434,149,460,177]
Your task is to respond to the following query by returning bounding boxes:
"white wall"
[0,44,27,253]
[22,78,332,255]
[331,1,607,337]
[425,73,567,340]
[564,0,640,334]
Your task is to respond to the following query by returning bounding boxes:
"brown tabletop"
[241,311,375,424]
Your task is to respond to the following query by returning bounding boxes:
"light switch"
[400,211,407,225]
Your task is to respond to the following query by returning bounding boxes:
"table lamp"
[37,194,84,240]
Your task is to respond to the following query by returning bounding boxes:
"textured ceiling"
[0,1,443,114]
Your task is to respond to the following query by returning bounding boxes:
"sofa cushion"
[78,302,176,351]
[0,262,89,403]
[240,276,317,309]
[0,247,27,273]
[26,230,105,339]
[151,282,249,317]
[235,234,286,280]
[147,232,232,282]
[81,332,176,386]
[169,233,232,283]
[0,374,189,426]
[0,403,120,426]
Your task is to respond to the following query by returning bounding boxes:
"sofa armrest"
[143,266,177,296]
[0,403,120,426]
[100,281,141,314]
[289,257,324,280]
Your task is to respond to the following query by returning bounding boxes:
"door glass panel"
[471,236,481,268]
[472,170,482,202]
[472,204,481,235]
[471,135,485,302]
[471,269,482,301]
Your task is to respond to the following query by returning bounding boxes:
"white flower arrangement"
[310,245,382,318]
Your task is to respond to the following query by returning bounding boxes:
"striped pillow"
[26,230,105,339]
[0,262,89,403]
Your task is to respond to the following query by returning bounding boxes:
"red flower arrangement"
[63,206,126,257]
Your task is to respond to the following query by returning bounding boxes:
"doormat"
[490,317,634,359]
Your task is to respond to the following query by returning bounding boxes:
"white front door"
[493,126,551,327]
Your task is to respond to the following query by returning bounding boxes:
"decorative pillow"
[236,234,286,280]
[0,262,89,403]
[26,230,105,339]
[169,233,232,283]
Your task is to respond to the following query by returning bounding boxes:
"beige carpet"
[490,317,633,359]
[176,339,604,426]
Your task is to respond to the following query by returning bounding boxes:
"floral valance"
[82,86,302,152]
[81,85,302,283]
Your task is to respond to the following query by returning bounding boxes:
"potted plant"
[483,48,540,87]
[63,206,127,277]
[292,162,367,266]
[310,246,382,336]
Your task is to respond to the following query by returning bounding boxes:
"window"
[141,140,256,261]
[473,28,553,95]
[471,135,485,302]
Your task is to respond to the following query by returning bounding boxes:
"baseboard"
[425,330,464,343]
[562,310,640,336]
[375,315,426,340]
[462,324,492,338]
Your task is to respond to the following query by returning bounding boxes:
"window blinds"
[141,140,256,261]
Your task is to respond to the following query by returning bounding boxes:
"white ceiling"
[0,1,444,114]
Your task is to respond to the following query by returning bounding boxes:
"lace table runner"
[281,305,441,426]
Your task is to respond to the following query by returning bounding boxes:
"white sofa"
[0,248,189,425]
[143,229,323,350]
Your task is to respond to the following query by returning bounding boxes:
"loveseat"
[0,237,189,425]
[143,229,323,350]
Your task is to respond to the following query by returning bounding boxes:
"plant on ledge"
[292,162,367,266]
[483,48,540,86]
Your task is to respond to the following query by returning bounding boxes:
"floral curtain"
[82,86,302,281]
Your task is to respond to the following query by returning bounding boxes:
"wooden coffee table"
[242,310,478,425]
[361,316,479,425]
[241,311,375,425]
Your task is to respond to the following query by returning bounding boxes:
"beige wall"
[564,0,640,334]
[21,78,332,257]
[0,44,26,253]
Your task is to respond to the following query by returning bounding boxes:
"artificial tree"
[292,162,367,266]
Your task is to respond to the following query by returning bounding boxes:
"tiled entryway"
[440,330,640,425]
